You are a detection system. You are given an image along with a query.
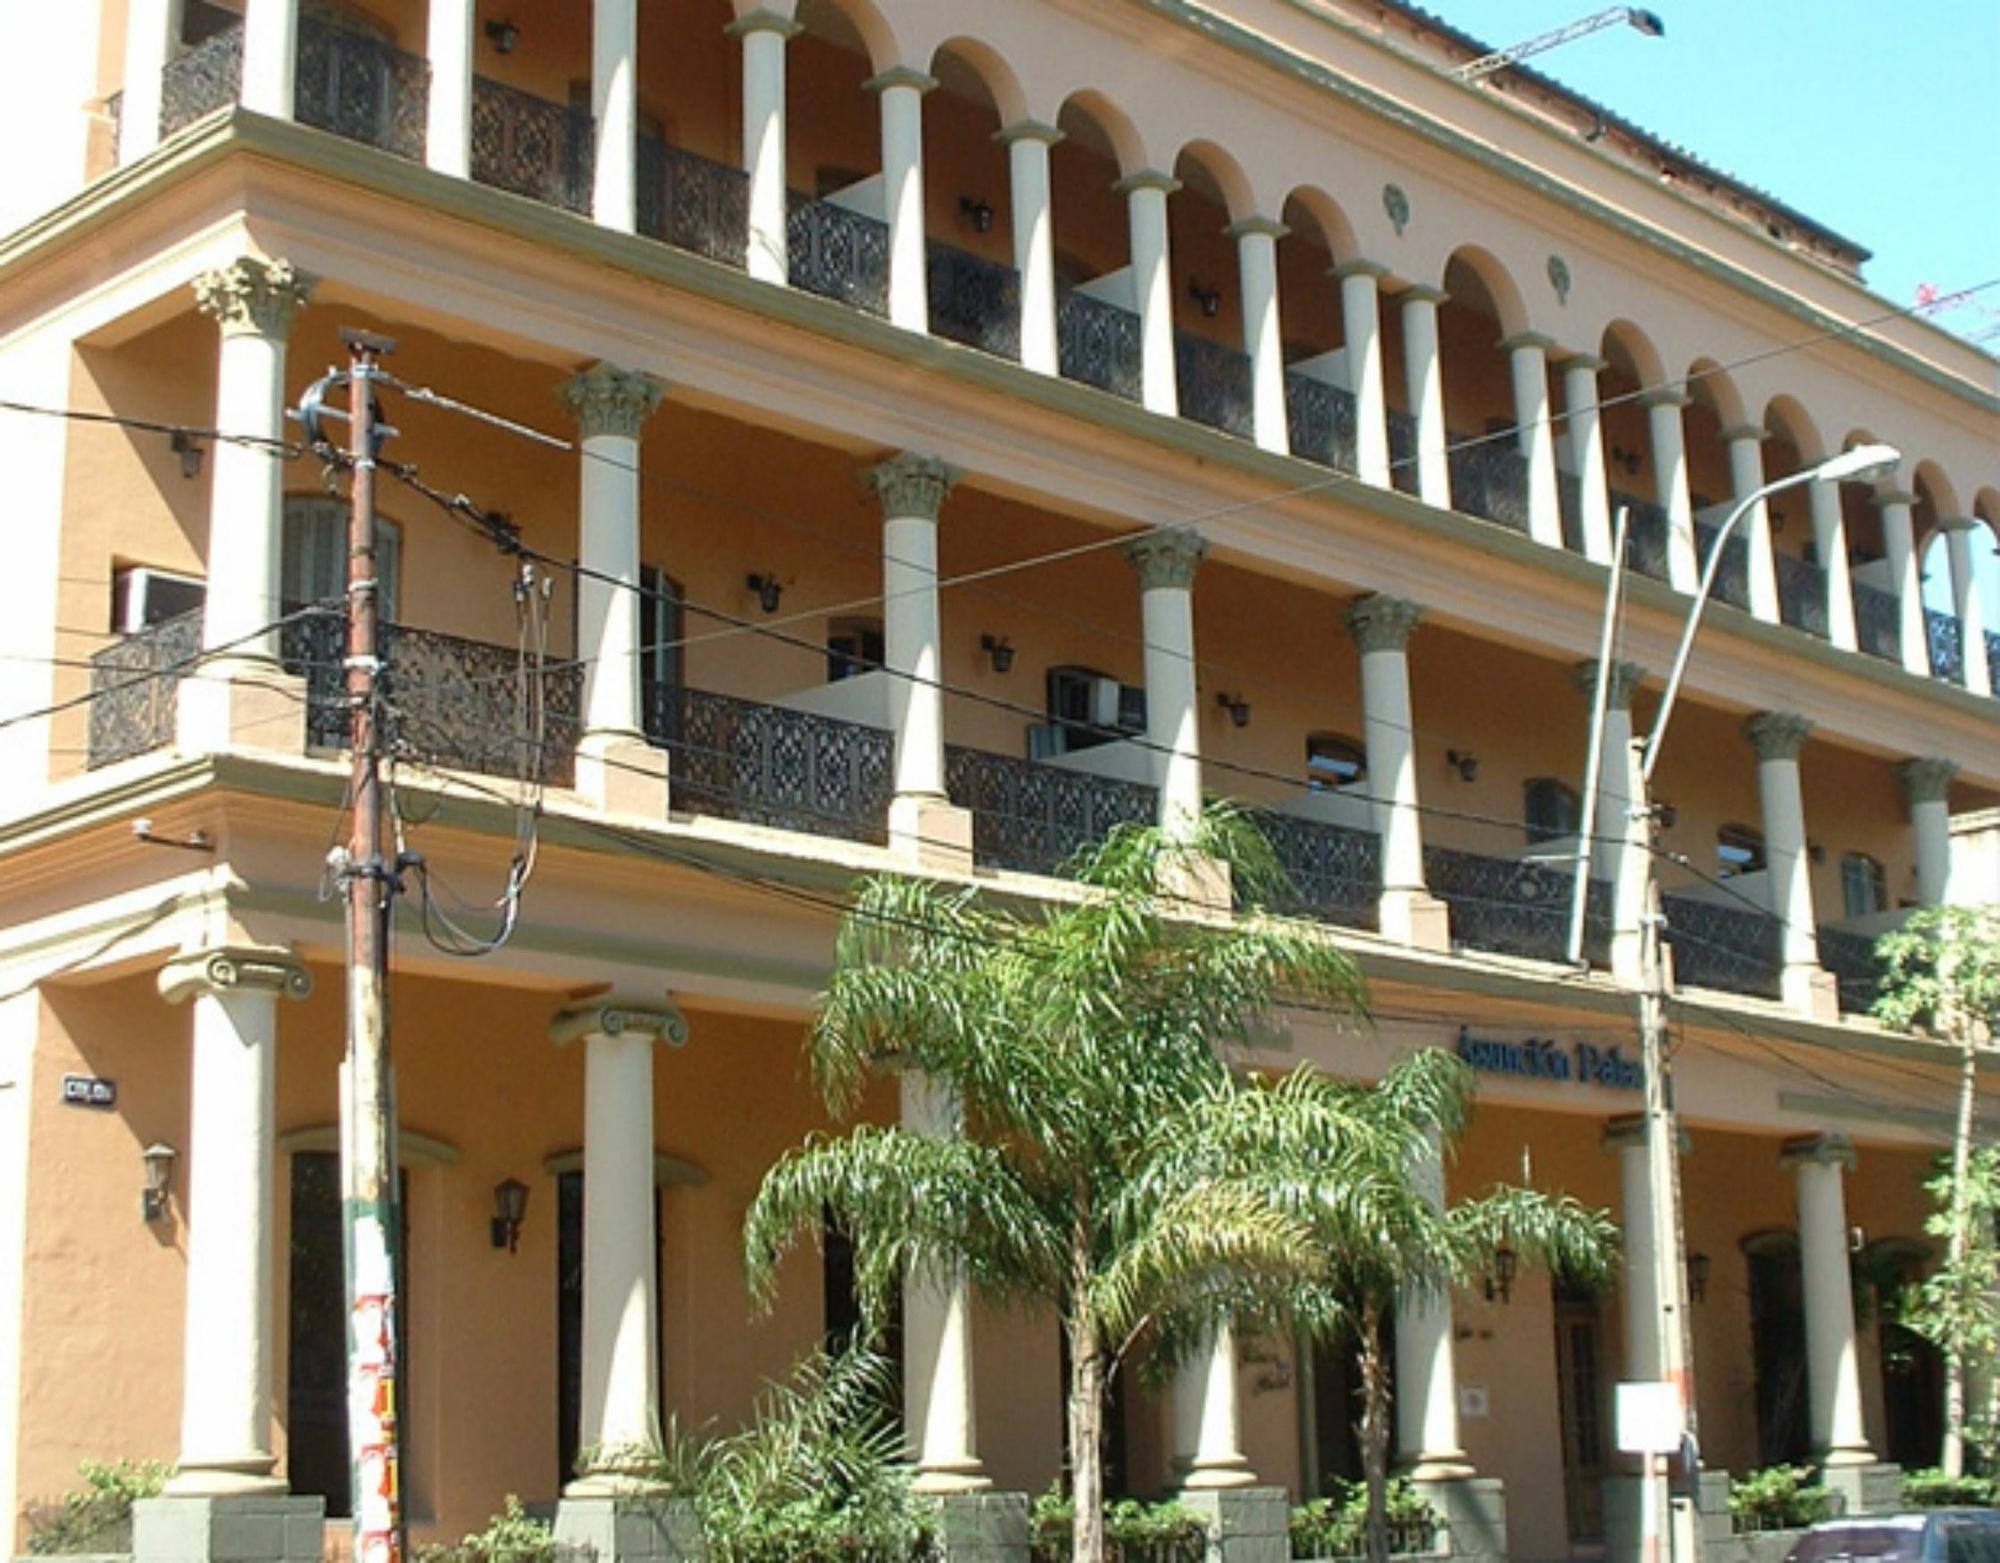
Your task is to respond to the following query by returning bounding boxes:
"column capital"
[1571,658,1646,710]
[1498,331,1556,356]
[864,65,938,96]
[1601,1113,1688,1153]
[1937,514,1984,536]
[1121,528,1207,590]
[724,8,804,40]
[193,256,314,340]
[994,118,1063,148]
[1871,488,1917,511]
[1898,756,1959,804]
[1719,423,1769,445]
[1637,387,1691,411]
[1559,351,1609,374]
[1224,215,1289,242]
[1113,168,1182,198]
[1396,283,1449,306]
[863,451,955,521]
[1744,710,1813,762]
[1331,257,1390,282]
[559,362,666,440]
[1780,1132,1856,1173]
[159,945,313,1005]
[1345,593,1422,653]
[550,1000,689,1048]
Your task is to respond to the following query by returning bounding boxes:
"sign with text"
[1456,1027,1642,1092]
[60,1074,117,1110]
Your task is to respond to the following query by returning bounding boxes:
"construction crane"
[1453,6,1665,82]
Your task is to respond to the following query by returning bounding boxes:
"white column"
[1746,712,1828,1016]
[1899,758,1958,907]
[157,947,313,1494]
[1395,1134,1470,1477]
[1122,531,1206,842]
[866,453,957,857]
[1808,480,1858,653]
[731,9,801,286]
[1874,490,1929,677]
[867,67,936,334]
[1172,1327,1253,1489]
[1604,1118,1659,1383]
[1400,286,1450,508]
[900,1073,987,1492]
[119,0,180,164]
[1573,661,1645,971]
[1642,390,1699,593]
[1338,261,1390,488]
[590,0,638,233]
[1561,354,1614,564]
[1723,425,1781,622]
[423,0,474,179]
[552,1001,688,1487]
[1502,333,1562,548]
[1346,596,1447,950]
[1782,1135,1874,1466]
[1229,217,1288,455]
[240,0,299,119]
[1942,519,1991,697]
[1117,170,1180,417]
[999,120,1062,377]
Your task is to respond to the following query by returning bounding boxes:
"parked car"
[1786,1512,2000,1563]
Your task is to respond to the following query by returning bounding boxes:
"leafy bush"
[1902,1469,2000,1509]
[1727,1466,1837,1533]
[23,1459,171,1555]
[1289,1478,1441,1559]
[1031,1489,1208,1563]
[414,1496,571,1563]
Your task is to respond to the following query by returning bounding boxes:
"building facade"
[0,0,1996,1559]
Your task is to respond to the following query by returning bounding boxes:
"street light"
[1454,7,1666,82]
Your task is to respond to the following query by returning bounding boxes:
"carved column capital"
[550,1000,689,1049]
[1345,593,1422,654]
[193,257,314,340]
[724,8,804,41]
[1744,710,1813,762]
[863,452,955,521]
[1897,756,1958,805]
[1121,528,1207,590]
[158,945,314,1005]
[1571,658,1646,710]
[1498,331,1556,356]
[1719,423,1770,446]
[1780,1133,1856,1173]
[1601,1114,1687,1154]
[558,362,667,440]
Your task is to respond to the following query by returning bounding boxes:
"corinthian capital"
[193,257,313,340]
[1121,528,1207,591]
[863,452,954,521]
[1743,710,1813,762]
[1345,594,1421,654]
[558,362,667,440]
[1897,756,1958,805]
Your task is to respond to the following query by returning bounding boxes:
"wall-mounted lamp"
[1216,691,1251,729]
[1446,748,1480,783]
[491,1178,529,1253]
[979,634,1015,674]
[1654,800,1678,830]
[169,430,205,480]
[959,196,994,235]
[1609,444,1643,477]
[1484,1244,1518,1304]
[142,1142,177,1223]
[746,573,784,614]
[1187,281,1223,319]
[483,19,520,54]
[1686,1250,1710,1304]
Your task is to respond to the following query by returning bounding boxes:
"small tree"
[1875,904,2000,1477]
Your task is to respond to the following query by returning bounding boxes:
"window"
[639,565,684,709]
[826,618,884,683]
[1717,823,1766,878]
[1840,853,1887,919]
[1045,665,1144,748]
[1306,733,1366,791]
[1524,778,1582,845]
[283,495,401,620]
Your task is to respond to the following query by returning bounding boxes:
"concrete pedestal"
[1604,1468,1730,1563]
[1175,1485,1289,1563]
[131,1495,324,1563]
[1818,1460,1901,1518]
[1413,1476,1506,1563]
[553,1495,705,1563]
[928,1490,1029,1563]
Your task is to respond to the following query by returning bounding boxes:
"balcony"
[1692,519,1752,611]
[788,196,890,317]
[1776,553,1831,639]
[1386,411,1420,497]
[1815,924,1883,1016]
[1425,845,1611,966]
[1852,581,1902,663]
[1284,374,1359,474]
[1251,811,1381,931]
[1054,289,1142,402]
[944,746,1159,877]
[926,244,1022,361]
[1612,491,1673,583]
[636,138,748,269]
[1173,334,1254,440]
[1446,438,1532,533]
[1659,892,1781,1000]
[1927,608,1965,686]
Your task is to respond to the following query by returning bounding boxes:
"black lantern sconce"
[980,634,1015,674]
[1187,281,1223,319]
[1485,1244,1518,1304]
[141,1142,177,1224]
[1686,1250,1710,1304]
[1446,748,1480,783]
[959,196,995,234]
[746,573,784,614]
[1216,691,1251,729]
[491,1178,529,1253]
[1609,444,1643,477]
[484,19,520,54]
[170,430,205,479]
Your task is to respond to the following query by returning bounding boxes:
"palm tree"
[742,814,1381,1563]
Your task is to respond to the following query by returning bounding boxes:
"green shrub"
[1902,1469,2000,1509]
[413,1496,571,1563]
[23,1459,171,1555]
[1289,1478,1441,1559]
[1727,1466,1837,1533]
[1030,1488,1208,1563]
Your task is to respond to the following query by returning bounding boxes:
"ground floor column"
[1396,1136,1471,1478]
[1782,1135,1876,1473]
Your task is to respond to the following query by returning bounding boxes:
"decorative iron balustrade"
[1988,631,2000,694]
[1816,925,1882,1016]
[470,76,593,214]
[926,243,1021,361]
[1446,438,1532,532]
[1612,492,1672,582]
[1927,608,1965,685]
[1055,289,1143,402]
[1557,471,1586,554]
[1386,410,1420,496]
[294,15,427,161]
[86,610,205,768]
[944,745,1158,878]
[1173,334,1254,440]
[1660,892,1782,999]
[1423,846,1610,965]
[635,138,748,269]
[1693,520,1752,610]
[1852,582,1901,663]
[276,609,350,752]
[648,686,893,845]
[1284,374,1358,473]
[1252,811,1380,931]
[1775,552,1830,639]
[787,197,890,316]
[160,26,244,138]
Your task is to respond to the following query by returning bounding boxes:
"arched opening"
[1742,1230,1809,1466]
[1439,249,1531,530]
[1913,465,1962,682]
[1048,92,1142,399]
[785,0,899,313]
[1600,322,1670,578]
[634,0,743,261]
[1839,430,1901,662]
[1684,361,1751,609]
[1763,397,1830,638]
[1278,190,1361,472]
[923,42,1021,358]
[1860,1237,1944,1470]
[1170,142,1254,438]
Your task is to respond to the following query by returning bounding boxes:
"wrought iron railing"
[636,137,748,269]
[1693,520,1752,611]
[1557,471,1586,554]
[86,610,206,768]
[1776,552,1830,640]
[1055,288,1142,402]
[1988,631,2000,695]
[470,76,593,214]
[294,15,427,161]
[1927,609,1965,686]
[1424,846,1610,965]
[944,745,1158,877]
[1174,333,1253,439]
[787,196,890,316]
[1447,438,1532,533]
[1853,582,1902,663]
[1386,410,1420,496]
[1285,375,1358,473]
[1253,812,1380,931]
[159,25,244,138]
[926,243,1021,361]
[1816,925,1883,1016]
[1660,892,1782,999]
[1612,491,1672,582]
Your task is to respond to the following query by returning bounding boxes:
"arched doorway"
[1743,1230,1810,1465]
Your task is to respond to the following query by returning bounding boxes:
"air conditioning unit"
[112,567,206,633]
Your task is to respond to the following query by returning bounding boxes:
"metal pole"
[1567,506,1630,967]
[340,327,405,1563]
